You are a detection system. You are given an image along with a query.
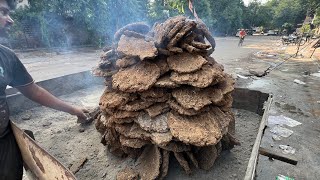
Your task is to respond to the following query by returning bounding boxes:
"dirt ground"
[11,35,320,179]
[221,36,320,179]
[13,85,261,180]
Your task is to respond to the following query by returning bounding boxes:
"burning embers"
[94,16,239,179]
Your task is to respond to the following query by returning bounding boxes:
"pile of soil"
[93,16,239,180]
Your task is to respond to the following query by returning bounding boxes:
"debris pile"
[94,16,239,179]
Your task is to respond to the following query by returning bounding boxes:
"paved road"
[16,36,274,82]
[17,47,101,82]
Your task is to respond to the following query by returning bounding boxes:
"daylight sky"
[243,0,269,6]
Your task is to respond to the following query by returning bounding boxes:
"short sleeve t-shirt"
[0,45,34,136]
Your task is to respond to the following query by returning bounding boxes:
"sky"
[243,0,269,6]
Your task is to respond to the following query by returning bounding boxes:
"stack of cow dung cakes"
[93,16,240,180]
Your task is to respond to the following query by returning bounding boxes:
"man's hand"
[70,107,90,124]
[17,83,92,124]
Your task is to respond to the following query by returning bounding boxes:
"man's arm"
[16,83,88,120]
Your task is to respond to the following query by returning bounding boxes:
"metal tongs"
[77,106,100,124]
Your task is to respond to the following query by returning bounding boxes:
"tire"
[299,39,306,46]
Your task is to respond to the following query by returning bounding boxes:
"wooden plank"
[244,95,273,180]
[259,147,298,165]
[11,121,76,180]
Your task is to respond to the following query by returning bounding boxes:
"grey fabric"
[0,45,33,136]
[0,126,23,180]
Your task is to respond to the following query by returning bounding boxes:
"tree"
[282,22,294,34]
[10,0,149,47]
[269,0,307,28]
[209,0,243,35]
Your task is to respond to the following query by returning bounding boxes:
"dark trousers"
[0,128,23,180]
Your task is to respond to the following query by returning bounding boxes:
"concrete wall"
[7,71,104,114]
[7,70,271,116]
[232,88,270,116]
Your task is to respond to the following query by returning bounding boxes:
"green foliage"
[314,8,320,26]
[301,24,311,33]
[148,0,182,24]
[271,0,306,28]
[282,22,294,33]
[7,0,320,48]
[10,0,149,48]
[167,0,185,13]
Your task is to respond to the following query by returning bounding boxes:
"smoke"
[9,0,155,49]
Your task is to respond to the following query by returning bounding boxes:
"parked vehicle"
[282,34,306,46]
[266,30,279,36]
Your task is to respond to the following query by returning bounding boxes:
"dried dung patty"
[145,102,170,117]
[135,145,161,180]
[115,123,151,140]
[225,111,235,135]
[170,64,224,88]
[141,94,170,103]
[121,146,142,158]
[205,57,224,71]
[174,152,192,174]
[158,150,170,180]
[167,20,197,49]
[114,22,150,42]
[117,35,158,60]
[112,61,160,92]
[153,16,187,47]
[139,88,166,99]
[194,145,218,170]
[116,57,138,68]
[172,87,212,111]
[153,56,170,75]
[109,109,141,119]
[154,74,180,88]
[217,93,233,107]
[218,74,235,94]
[119,135,149,148]
[168,99,208,116]
[150,132,173,146]
[112,117,134,124]
[99,90,133,109]
[103,127,120,147]
[186,151,199,168]
[167,53,207,73]
[118,99,154,111]
[92,68,118,77]
[204,87,224,105]
[134,113,169,133]
[116,167,139,180]
[95,115,108,134]
[167,111,222,146]
[210,107,231,135]
[158,141,191,152]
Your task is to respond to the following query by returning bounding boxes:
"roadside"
[226,37,320,179]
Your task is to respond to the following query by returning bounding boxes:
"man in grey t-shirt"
[0,0,89,179]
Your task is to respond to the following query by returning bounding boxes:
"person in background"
[0,0,89,179]
[238,29,247,46]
